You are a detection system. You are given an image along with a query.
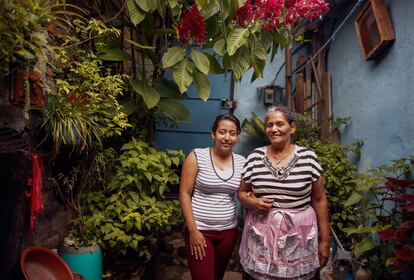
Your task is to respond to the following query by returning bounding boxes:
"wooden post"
[285,46,293,110]
[294,56,306,113]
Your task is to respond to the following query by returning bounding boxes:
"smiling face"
[211,119,239,154]
[265,110,296,148]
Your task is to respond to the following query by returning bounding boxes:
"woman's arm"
[237,180,272,211]
[311,176,330,267]
[178,151,206,260]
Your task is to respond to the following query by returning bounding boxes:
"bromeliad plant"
[342,156,414,278]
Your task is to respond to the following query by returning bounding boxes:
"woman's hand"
[254,196,273,212]
[318,240,330,267]
[189,229,207,260]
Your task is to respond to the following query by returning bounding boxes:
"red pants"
[185,227,238,280]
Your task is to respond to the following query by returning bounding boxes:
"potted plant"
[50,149,117,280]
[81,138,184,259]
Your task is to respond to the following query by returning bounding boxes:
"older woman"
[238,105,330,280]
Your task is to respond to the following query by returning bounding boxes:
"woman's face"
[211,119,239,153]
[265,110,296,147]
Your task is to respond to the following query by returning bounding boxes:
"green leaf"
[120,100,138,116]
[126,39,156,50]
[205,15,221,39]
[193,69,210,101]
[97,48,131,61]
[157,99,190,122]
[191,49,210,75]
[144,172,152,182]
[168,0,179,8]
[135,0,155,12]
[275,27,293,49]
[126,221,133,231]
[242,120,257,137]
[162,46,185,68]
[153,78,187,99]
[227,27,250,56]
[254,34,269,60]
[204,53,224,74]
[214,39,226,56]
[131,80,160,109]
[224,0,240,20]
[172,58,194,93]
[135,219,142,231]
[222,53,231,70]
[127,0,146,26]
[196,0,220,19]
[251,57,265,82]
[230,46,250,81]
[270,40,280,63]
[353,237,377,257]
[130,191,140,203]
[345,192,363,207]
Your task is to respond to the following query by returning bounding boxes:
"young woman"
[238,105,330,280]
[179,114,246,280]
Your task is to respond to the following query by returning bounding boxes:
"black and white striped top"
[242,145,323,209]
[192,148,246,230]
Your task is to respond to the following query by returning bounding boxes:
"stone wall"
[0,76,73,280]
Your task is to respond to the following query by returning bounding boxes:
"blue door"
[156,73,233,155]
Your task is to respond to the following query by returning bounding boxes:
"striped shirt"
[242,145,323,209]
[191,148,246,230]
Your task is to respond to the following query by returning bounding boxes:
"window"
[355,0,395,60]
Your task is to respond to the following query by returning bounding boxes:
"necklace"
[267,145,294,164]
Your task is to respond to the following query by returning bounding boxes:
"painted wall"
[327,0,414,171]
[234,0,414,171]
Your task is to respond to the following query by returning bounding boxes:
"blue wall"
[233,0,414,170]
[328,0,414,170]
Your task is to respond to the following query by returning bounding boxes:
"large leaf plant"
[121,0,309,109]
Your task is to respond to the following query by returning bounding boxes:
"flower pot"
[21,246,74,280]
[60,245,102,280]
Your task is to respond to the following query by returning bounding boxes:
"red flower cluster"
[295,0,330,21]
[236,0,283,31]
[236,0,329,29]
[285,0,330,25]
[235,0,255,28]
[178,4,206,45]
[256,0,284,31]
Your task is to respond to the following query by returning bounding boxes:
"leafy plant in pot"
[50,149,117,280]
[342,156,414,278]
[81,138,184,260]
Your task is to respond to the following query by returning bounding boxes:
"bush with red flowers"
[342,156,414,278]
